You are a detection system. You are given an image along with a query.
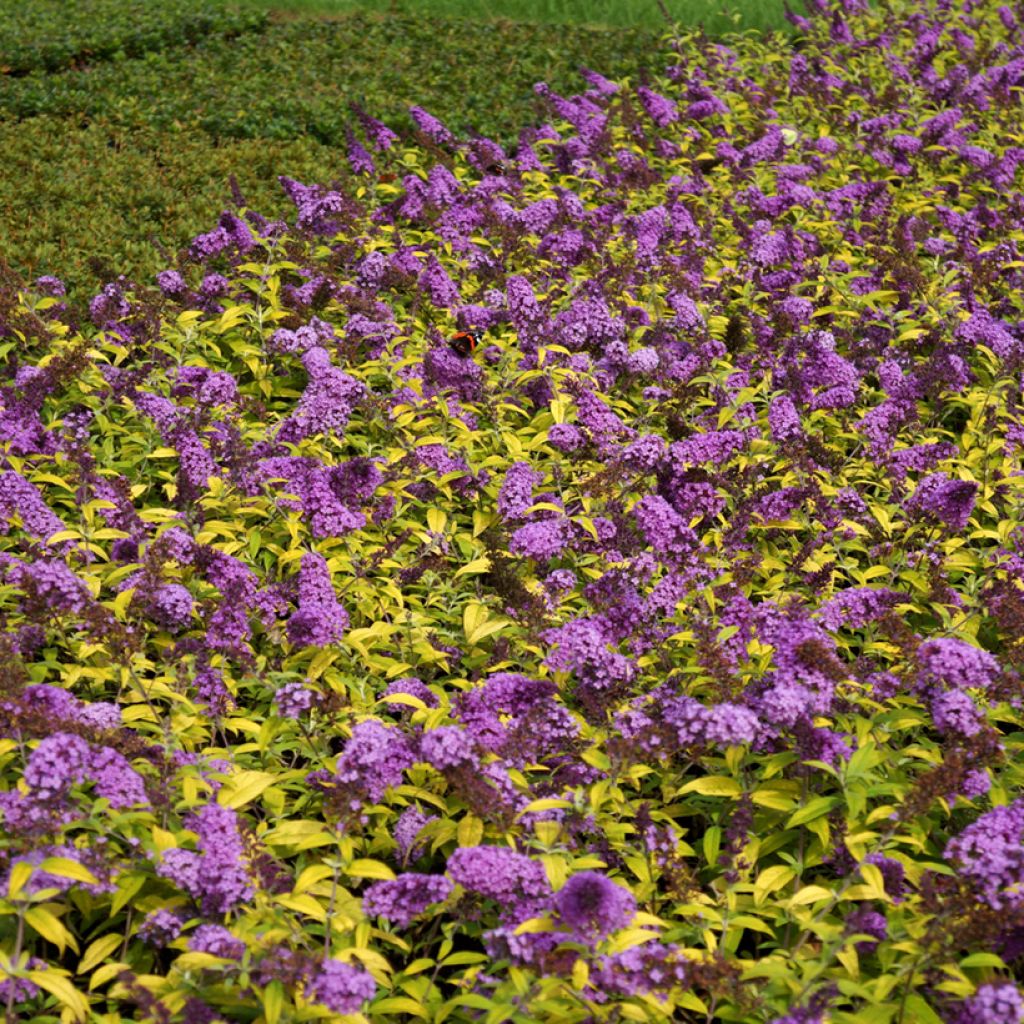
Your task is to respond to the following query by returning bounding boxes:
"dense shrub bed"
[3,0,1024,1021]
[0,0,266,75]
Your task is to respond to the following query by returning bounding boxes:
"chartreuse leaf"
[457,814,484,847]
[346,859,396,881]
[6,860,33,899]
[218,770,279,809]
[902,994,944,1024]
[88,962,131,991]
[77,934,121,974]
[26,906,79,955]
[753,866,796,905]
[373,996,428,1017]
[787,796,841,828]
[462,602,510,645]
[39,857,99,886]
[263,979,286,1024]
[29,968,89,1020]
[680,776,741,798]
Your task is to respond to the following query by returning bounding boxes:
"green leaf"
[77,934,121,974]
[39,857,99,887]
[346,859,395,881]
[26,906,78,955]
[959,952,1007,968]
[902,995,944,1024]
[679,776,741,798]
[787,796,841,828]
[218,770,279,809]
[753,865,796,905]
[29,969,89,1021]
[7,860,33,899]
[263,980,285,1024]
[373,996,428,1017]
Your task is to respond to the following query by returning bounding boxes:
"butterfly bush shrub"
[2,0,1024,1021]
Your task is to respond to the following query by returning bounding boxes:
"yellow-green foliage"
[1,1,1024,1022]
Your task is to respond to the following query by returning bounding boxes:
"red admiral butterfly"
[449,329,482,357]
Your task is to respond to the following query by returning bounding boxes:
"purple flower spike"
[335,720,416,803]
[447,845,551,917]
[904,473,978,532]
[287,552,348,648]
[944,983,1024,1024]
[555,871,636,940]
[363,873,454,927]
[306,958,376,1015]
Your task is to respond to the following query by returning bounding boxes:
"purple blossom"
[752,231,791,266]
[420,727,477,770]
[637,86,679,126]
[418,255,461,307]
[89,746,149,808]
[189,924,245,959]
[409,105,454,145]
[306,959,377,1015]
[944,983,1024,1024]
[353,105,398,150]
[498,461,543,520]
[0,472,68,545]
[633,495,697,561]
[148,583,194,630]
[704,703,760,747]
[945,800,1024,910]
[277,346,365,444]
[818,587,903,630]
[384,677,438,708]
[0,968,42,1007]
[589,942,689,1000]
[158,802,253,915]
[768,395,803,443]
[335,721,417,803]
[755,680,814,729]
[509,517,569,560]
[670,430,748,467]
[905,473,978,531]
[862,853,906,903]
[22,732,92,800]
[555,871,635,939]
[362,873,454,927]
[393,805,434,864]
[346,130,375,175]
[279,177,349,235]
[844,906,888,952]
[193,662,233,714]
[139,908,186,947]
[960,769,991,800]
[287,552,348,648]
[956,310,1020,362]
[548,423,584,452]
[157,270,187,298]
[931,690,983,736]
[916,638,999,692]
[275,681,314,719]
[447,845,551,908]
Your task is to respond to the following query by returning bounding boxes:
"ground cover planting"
[0,0,266,75]
[3,0,1024,1021]
[0,6,659,303]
